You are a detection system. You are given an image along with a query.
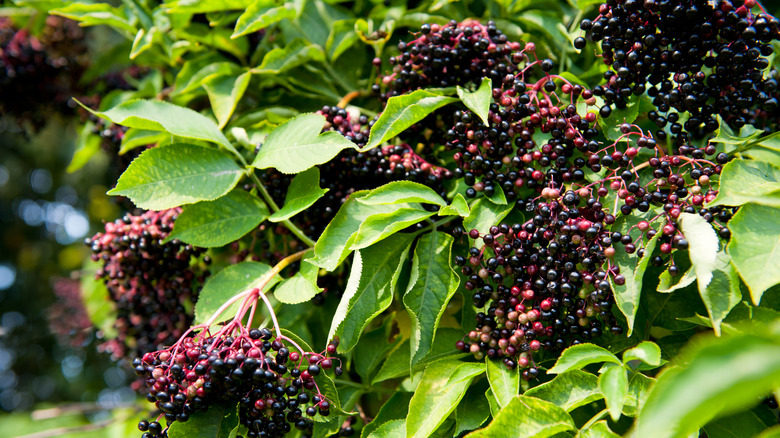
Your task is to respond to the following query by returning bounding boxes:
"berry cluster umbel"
[86,209,209,360]
[578,0,779,141]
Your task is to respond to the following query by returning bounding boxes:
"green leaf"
[357,181,446,207]
[354,319,399,381]
[130,27,155,60]
[657,265,697,293]
[174,59,241,97]
[326,19,358,61]
[251,113,356,174]
[165,189,268,247]
[350,208,435,250]
[50,3,135,34]
[108,143,243,210]
[466,396,576,438]
[611,226,661,335]
[406,361,485,438]
[118,129,167,155]
[163,0,254,13]
[328,235,414,353]
[365,89,458,150]
[597,94,642,142]
[455,383,491,436]
[547,343,621,374]
[232,0,296,38]
[268,167,329,222]
[633,330,780,437]
[360,392,413,438]
[485,358,519,408]
[440,194,470,217]
[577,421,621,438]
[727,203,780,305]
[80,260,116,339]
[703,410,778,438]
[403,232,459,369]
[194,262,279,325]
[457,77,492,127]
[708,160,780,208]
[370,419,406,437]
[203,72,252,129]
[252,38,325,74]
[622,341,661,367]
[75,99,237,155]
[623,373,655,417]
[525,370,603,412]
[599,364,629,421]
[274,258,322,304]
[698,252,741,335]
[168,403,238,438]
[311,192,408,271]
[372,328,466,383]
[67,121,101,173]
[462,198,514,236]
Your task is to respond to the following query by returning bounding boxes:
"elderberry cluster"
[86,209,209,359]
[0,16,87,127]
[378,19,524,99]
[260,105,451,237]
[454,192,625,377]
[578,0,780,141]
[133,328,341,438]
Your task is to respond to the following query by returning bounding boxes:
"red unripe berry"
[530,340,541,351]
[540,299,552,311]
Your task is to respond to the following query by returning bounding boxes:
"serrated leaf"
[168,403,238,438]
[623,372,655,417]
[232,0,296,38]
[326,19,358,61]
[130,27,155,60]
[328,235,414,352]
[547,344,621,374]
[633,330,780,437]
[268,167,329,222]
[350,208,435,250]
[365,89,458,150]
[703,410,779,438]
[251,113,356,174]
[203,72,252,128]
[727,203,780,305]
[108,143,243,210]
[623,341,661,367]
[611,225,661,335]
[357,181,446,207]
[252,38,325,74]
[354,319,399,381]
[440,193,470,217]
[174,59,241,97]
[406,361,485,438]
[466,396,576,438]
[403,232,459,370]
[599,365,629,421]
[194,262,279,325]
[165,189,268,247]
[75,99,237,155]
[525,370,603,412]
[457,77,492,127]
[485,358,519,408]
[708,160,780,208]
[311,192,410,271]
[274,259,322,304]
